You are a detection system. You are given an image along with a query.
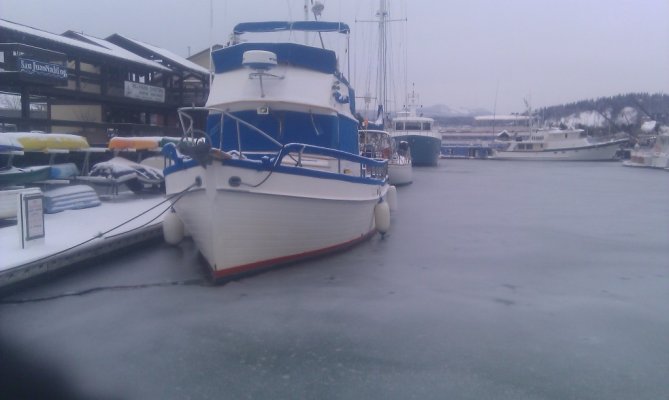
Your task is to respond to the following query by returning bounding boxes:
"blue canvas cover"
[233,21,350,34]
[212,42,338,75]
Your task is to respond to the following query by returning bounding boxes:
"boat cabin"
[201,21,359,156]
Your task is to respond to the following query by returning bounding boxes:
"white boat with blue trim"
[388,90,442,167]
[162,21,391,281]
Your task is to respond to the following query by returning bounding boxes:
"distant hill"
[423,93,669,135]
[421,104,491,118]
[535,92,669,136]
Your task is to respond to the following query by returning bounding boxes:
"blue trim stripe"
[163,153,384,186]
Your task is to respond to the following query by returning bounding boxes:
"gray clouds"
[2,0,667,113]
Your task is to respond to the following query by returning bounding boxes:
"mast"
[208,0,214,87]
[377,0,389,126]
[357,0,405,126]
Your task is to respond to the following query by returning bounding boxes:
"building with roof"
[0,18,210,143]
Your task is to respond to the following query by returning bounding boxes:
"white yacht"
[162,21,391,281]
[492,128,628,161]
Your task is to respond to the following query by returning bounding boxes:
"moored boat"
[388,90,441,166]
[162,20,390,281]
[623,132,669,170]
[492,128,628,161]
[359,129,412,185]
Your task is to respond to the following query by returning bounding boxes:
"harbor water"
[1,160,668,399]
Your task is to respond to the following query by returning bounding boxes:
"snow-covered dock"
[0,194,170,290]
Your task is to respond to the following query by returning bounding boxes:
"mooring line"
[0,278,206,304]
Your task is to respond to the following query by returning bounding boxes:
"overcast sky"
[2,0,668,113]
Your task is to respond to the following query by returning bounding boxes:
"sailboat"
[162,18,391,281]
[361,0,413,183]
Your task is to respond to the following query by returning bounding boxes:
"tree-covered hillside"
[535,92,669,136]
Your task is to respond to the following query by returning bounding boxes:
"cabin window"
[395,122,404,130]
[517,144,525,150]
[405,122,421,130]
[422,122,431,130]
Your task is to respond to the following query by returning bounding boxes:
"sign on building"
[17,58,68,82]
[124,81,165,103]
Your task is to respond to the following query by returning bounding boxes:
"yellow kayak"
[4,132,89,151]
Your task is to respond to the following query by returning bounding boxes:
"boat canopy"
[233,21,350,35]
[212,42,337,74]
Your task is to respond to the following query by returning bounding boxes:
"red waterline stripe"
[211,230,377,280]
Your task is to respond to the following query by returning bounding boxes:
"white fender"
[387,185,398,212]
[163,210,185,245]
[374,201,391,234]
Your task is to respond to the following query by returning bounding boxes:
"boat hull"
[393,135,441,166]
[0,165,51,186]
[492,140,625,161]
[165,161,386,280]
[623,154,669,170]
[388,162,412,185]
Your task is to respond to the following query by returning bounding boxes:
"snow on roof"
[0,18,171,72]
[63,31,170,72]
[112,34,210,75]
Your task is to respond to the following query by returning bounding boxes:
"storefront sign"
[124,81,165,103]
[17,58,68,81]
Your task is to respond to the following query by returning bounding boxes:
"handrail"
[274,143,387,168]
[176,107,386,177]
[177,106,283,149]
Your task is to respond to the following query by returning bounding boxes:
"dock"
[0,194,169,291]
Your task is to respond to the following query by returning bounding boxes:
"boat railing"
[178,107,283,152]
[275,143,387,180]
[177,107,387,180]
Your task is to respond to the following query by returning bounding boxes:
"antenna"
[208,0,214,87]
[311,0,325,49]
[492,80,499,135]
[304,0,309,44]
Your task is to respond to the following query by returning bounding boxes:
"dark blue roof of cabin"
[212,42,338,75]
[233,21,350,34]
